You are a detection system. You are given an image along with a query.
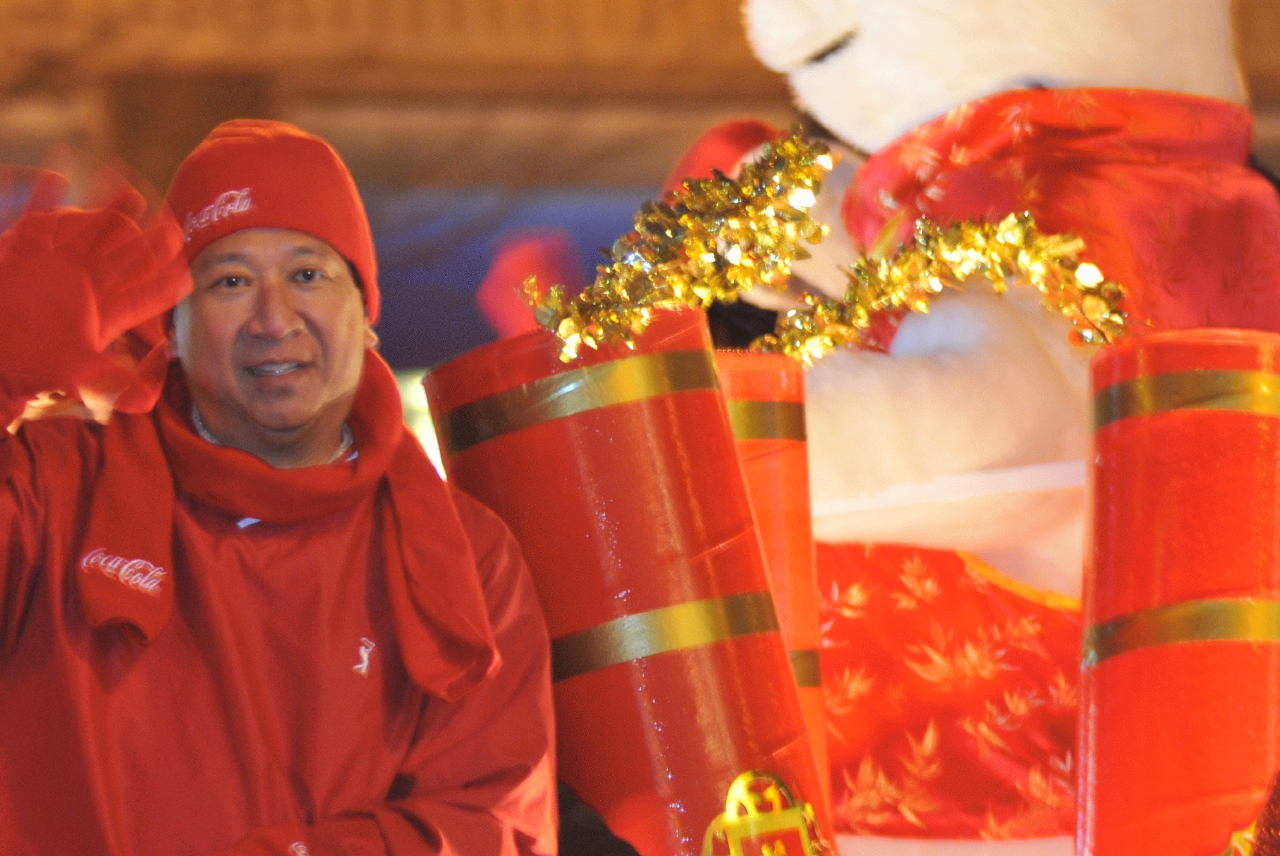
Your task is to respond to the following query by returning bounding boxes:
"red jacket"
[0,204,557,855]
[0,378,557,856]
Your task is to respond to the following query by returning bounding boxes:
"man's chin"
[252,414,321,437]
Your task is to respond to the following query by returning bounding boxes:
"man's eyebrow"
[195,244,330,272]
[193,251,250,272]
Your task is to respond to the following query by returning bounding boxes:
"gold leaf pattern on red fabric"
[1001,104,1035,142]
[825,666,876,720]
[895,555,941,610]
[904,631,1001,691]
[896,132,942,183]
[1050,89,1101,129]
[1047,670,1078,709]
[943,102,975,132]
[817,543,1081,839]
[829,580,869,620]
[840,754,943,832]
[900,721,942,782]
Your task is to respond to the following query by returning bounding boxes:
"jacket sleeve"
[208,491,559,856]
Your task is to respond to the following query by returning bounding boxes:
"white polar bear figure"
[741,0,1246,589]
[725,1,1271,855]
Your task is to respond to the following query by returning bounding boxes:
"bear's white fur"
[746,0,1245,154]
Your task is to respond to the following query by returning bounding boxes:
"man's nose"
[247,276,304,338]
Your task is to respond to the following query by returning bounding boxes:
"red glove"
[0,173,190,424]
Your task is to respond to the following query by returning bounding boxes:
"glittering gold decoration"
[754,213,1129,366]
[1229,772,1280,856]
[525,131,832,361]
[1222,822,1257,856]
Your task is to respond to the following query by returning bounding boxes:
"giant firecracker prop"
[424,309,830,856]
[715,350,831,823]
[1081,328,1280,856]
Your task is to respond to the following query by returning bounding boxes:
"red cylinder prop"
[1081,328,1280,855]
[715,350,831,823]
[424,310,829,856]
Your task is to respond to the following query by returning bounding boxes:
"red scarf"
[75,352,500,703]
[843,88,1280,334]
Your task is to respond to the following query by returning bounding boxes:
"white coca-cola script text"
[80,548,167,596]
[183,188,254,241]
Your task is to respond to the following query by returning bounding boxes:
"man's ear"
[167,303,188,362]
[364,322,379,351]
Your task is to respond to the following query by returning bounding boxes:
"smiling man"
[0,120,557,855]
[176,228,373,467]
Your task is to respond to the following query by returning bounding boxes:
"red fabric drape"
[844,88,1280,334]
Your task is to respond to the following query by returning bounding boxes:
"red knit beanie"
[165,119,379,323]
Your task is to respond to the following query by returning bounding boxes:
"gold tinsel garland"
[754,212,1129,365]
[524,131,832,361]
[525,132,1128,364]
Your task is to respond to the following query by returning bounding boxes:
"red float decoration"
[1082,328,1280,855]
[425,309,830,856]
[715,350,830,823]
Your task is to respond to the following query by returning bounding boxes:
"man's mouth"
[804,29,858,65]
[245,361,307,377]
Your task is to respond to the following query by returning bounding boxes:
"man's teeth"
[247,362,305,377]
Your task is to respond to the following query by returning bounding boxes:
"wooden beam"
[1236,0,1280,104]
[107,73,274,192]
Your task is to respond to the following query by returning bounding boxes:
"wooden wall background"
[0,0,1277,190]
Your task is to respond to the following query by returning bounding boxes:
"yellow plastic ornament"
[701,771,831,856]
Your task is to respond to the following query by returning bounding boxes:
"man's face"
[172,228,375,464]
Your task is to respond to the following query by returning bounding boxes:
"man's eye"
[213,275,247,290]
[294,268,325,284]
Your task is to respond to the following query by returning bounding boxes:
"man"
[0,120,557,855]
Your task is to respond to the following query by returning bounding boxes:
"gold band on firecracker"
[437,349,719,456]
[788,649,821,689]
[1093,370,1280,431]
[1083,598,1280,667]
[726,400,807,441]
[551,591,780,682]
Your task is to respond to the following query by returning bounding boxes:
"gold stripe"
[959,552,1082,613]
[1093,369,1280,431]
[789,649,821,688]
[726,399,806,441]
[440,349,718,456]
[1083,598,1280,667]
[552,591,780,681]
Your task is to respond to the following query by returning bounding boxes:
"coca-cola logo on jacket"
[79,548,167,596]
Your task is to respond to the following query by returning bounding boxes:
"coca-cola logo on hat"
[183,188,254,242]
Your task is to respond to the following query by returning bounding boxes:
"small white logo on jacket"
[183,188,253,241]
[79,548,166,596]
[353,637,376,677]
